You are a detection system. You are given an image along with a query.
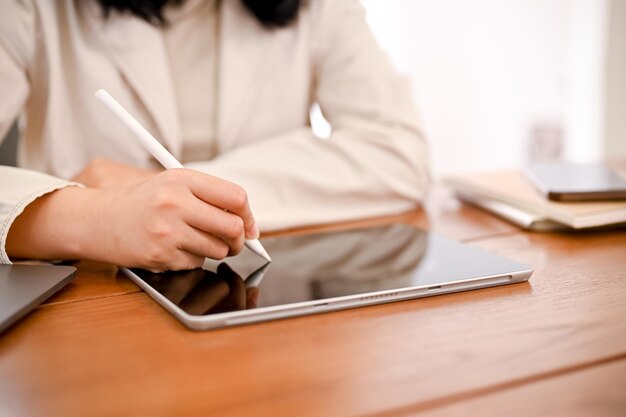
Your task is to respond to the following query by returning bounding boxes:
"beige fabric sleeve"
[0,2,80,264]
[187,0,430,231]
[0,167,82,264]
[0,0,34,141]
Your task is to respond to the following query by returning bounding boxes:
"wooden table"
[1,187,625,417]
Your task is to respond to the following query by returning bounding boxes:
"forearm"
[186,124,430,231]
[5,169,259,270]
[5,187,104,262]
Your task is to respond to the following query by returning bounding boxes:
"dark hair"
[97,0,302,28]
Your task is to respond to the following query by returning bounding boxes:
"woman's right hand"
[6,169,259,271]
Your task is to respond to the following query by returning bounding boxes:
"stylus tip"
[259,248,272,263]
[246,239,272,262]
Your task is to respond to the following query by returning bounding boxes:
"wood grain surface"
[418,358,626,417]
[42,261,140,306]
[1,190,623,417]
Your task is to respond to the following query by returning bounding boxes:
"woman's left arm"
[187,0,430,231]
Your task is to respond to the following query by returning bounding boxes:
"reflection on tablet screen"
[131,224,427,316]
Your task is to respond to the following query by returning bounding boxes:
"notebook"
[444,170,626,229]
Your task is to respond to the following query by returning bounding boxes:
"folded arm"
[187,0,430,230]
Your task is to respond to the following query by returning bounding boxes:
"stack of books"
[444,170,626,231]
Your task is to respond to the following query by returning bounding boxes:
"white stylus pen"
[95,89,271,262]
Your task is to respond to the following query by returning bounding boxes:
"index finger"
[185,170,258,239]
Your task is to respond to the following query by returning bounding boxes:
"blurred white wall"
[358,0,615,177]
[604,0,626,158]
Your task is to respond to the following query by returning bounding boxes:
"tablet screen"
[130,224,528,317]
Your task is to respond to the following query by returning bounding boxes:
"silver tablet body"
[123,225,532,330]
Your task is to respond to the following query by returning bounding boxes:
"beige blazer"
[0,0,430,264]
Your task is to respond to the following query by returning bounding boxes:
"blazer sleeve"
[186,0,430,231]
[0,1,80,264]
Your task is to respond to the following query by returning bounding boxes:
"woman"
[0,0,429,270]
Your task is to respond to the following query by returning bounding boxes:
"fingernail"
[250,223,260,239]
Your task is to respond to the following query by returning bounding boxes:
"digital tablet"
[123,224,532,330]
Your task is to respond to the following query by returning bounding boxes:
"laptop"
[124,224,533,330]
[0,264,77,334]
